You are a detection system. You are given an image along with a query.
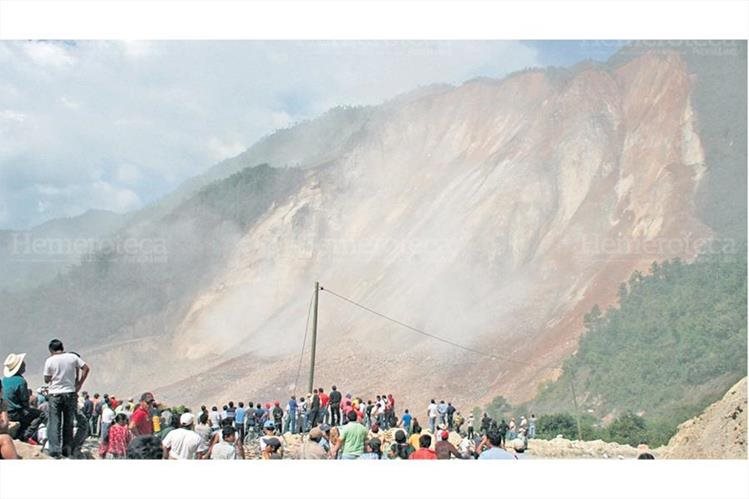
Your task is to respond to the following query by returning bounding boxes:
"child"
[106,413,133,459]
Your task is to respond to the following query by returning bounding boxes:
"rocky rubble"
[524,437,645,459]
[657,377,747,459]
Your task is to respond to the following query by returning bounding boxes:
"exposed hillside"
[530,249,747,443]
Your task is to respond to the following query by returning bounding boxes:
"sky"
[0,40,620,229]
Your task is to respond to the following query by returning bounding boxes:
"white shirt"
[162,428,202,459]
[428,404,438,418]
[43,353,85,395]
[210,441,237,460]
[101,406,116,424]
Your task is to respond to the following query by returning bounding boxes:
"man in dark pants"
[2,353,45,443]
[329,385,342,427]
[43,339,90,459]
[308,389,321,429]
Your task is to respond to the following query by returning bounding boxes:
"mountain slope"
[0,44,745,416]
[529,249,746,440]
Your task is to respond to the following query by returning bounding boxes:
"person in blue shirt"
[287,396,298,434]
[234,402,246,442]
[401,409,413,435]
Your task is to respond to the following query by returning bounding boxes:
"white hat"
[3,353,26,377]
[180,413,195,426]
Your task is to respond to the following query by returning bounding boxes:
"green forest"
[509,244,747,446]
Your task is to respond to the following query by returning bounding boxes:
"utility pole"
[308,281,320,394]
[569,371,583,441]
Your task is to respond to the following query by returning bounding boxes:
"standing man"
[90,393,101,436]
[161,413,202,460]
[309,389,320,429]
[81,392,94,437]
[330,411,368,459]
[43,339,90,459]
[318,388,329,425]
[2,353,44,444]
[446,402,456,430]
[286,396,297,434]
[427,399,438,434]
[235,402,246,442]
[129,392,155,437]
[329,385,342,427]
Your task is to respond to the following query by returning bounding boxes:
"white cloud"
[115,163,142,185]
[0,109,26,123]
[121,40,155,60]
[60,96,80,110]
[90,180,141,213]
[23,42,76,68]
[207,136,247,162]
[0,40,541,228]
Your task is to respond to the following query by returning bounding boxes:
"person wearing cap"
[2,353,44,443]
[261,437,283,459]
[161,413,202,459]
[43,339,90,459]
[435,430,463,459]
[299,426,327,459]
[129,392,155,437]
[271,400,283,433]
[259,419,278,453]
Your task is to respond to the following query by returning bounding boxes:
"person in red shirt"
[318,387,329,424]
[409,434,437,460]
[106,413,133,458]
[129,392,154,436]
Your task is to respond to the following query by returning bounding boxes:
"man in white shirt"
[427,400,439,434]
[162,413,202,459]
[43,339,90,459]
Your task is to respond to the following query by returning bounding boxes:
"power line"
[292,290,315,394]
[319,286,531,367]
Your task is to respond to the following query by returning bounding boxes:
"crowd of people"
[1,339,653,461]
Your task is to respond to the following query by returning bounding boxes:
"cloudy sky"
[0,40,620,229]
